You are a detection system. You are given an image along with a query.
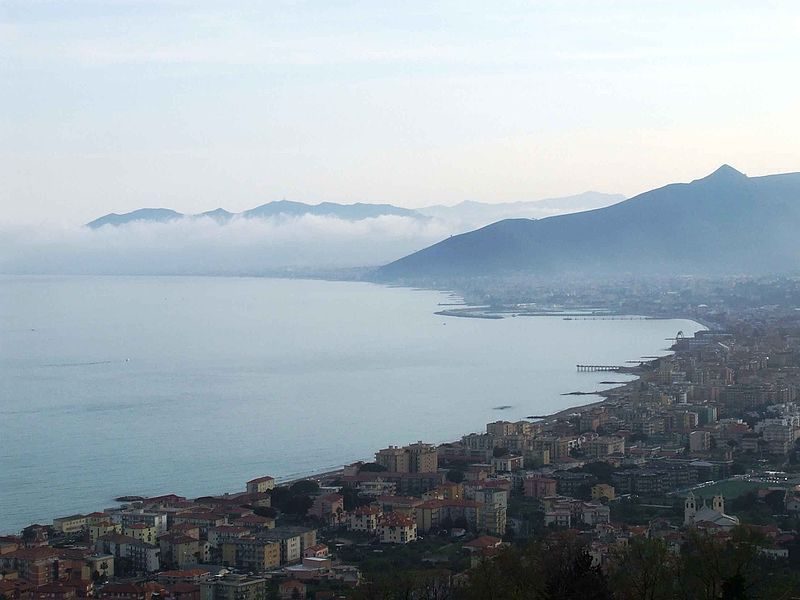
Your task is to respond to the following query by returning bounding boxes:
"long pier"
[576,364,624,372]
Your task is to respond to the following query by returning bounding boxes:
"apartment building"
[377,513,417,544]
[245,477,275,495]
[52,515,87,534]
[220,539,281,572]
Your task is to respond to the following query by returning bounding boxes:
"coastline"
[1,292,703,534]
[240,313,699,488]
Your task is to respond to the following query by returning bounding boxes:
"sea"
[0,275,703,533]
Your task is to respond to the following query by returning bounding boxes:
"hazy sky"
[2,0,800,225]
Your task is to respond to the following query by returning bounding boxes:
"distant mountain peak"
[377,165,800,280]
[87,208,183,229]
[695,164,747,183]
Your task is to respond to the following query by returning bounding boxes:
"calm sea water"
[0,276,702,533]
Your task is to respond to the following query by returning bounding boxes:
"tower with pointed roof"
[684,492,697,526]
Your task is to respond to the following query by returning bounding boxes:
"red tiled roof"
[159,569,209,578]
[379,513,415,527]
[463,535,502,549]
[232,515,271,525]
[247,476,274,484]
[158,534,197,545]
[353,505,381,516]
[376,496,423,505]
[417,499,480,509]
[174,513,224,522]
[56,548,92,560]
[5,547,59,561]
[209,526,248,534]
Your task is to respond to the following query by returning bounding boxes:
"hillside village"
[6,300,800,598]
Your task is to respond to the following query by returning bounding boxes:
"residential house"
[377,514,417,544]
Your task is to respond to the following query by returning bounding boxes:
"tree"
[609,538,676,600]
[446,469,465,484]
[254,506,278,519]
[676,527,767,600]
[290,480,320,495]
[764,489,785,514]
[492,446,509,458]
[731,462,746,475]
[572,461,614,484]
[284,495,314,516]
[341,487,372,511]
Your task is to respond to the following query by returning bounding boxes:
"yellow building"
[52,515,87,534]
[123,523,157,544]
[375,447,410,473]
[406,442,438,473]
[376,442,438,473]
[591,484,616,501]
[246,476,275,495]
[584,436,625,458]
[222,539,281,571]
[89,521,121,543]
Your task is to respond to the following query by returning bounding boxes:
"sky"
[2,0,800,226]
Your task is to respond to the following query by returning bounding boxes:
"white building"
[684,493,739,531]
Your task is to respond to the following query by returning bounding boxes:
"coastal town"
[6,283,800,597]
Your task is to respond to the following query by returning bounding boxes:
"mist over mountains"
[15,164,800,281]
[86,201,422,228]
[2,193,622,276]
[376,166,800,281]
[85,193,623,231]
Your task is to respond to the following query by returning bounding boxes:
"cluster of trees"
[345,529,799,599]
[266,480,320,517]
[461,529,798,600]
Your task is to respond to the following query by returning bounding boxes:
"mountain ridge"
[86,201,423,228]
[85,193,626,229]
[375,166,800,280]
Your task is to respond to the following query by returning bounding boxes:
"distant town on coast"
[6,277,800,597]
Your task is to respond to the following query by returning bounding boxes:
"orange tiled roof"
[463,535,502,549]
[378,513,415,527]
[5,547,59,561]
[159,569,209,578]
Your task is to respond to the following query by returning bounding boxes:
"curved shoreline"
[0,295,704,534]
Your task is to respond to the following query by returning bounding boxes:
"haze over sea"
[0,276,702,533]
